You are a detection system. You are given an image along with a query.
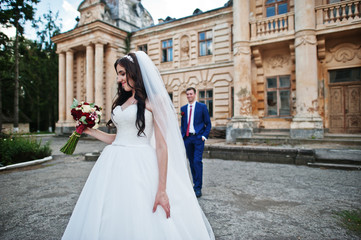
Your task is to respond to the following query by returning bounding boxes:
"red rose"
[181,111,185,116]
[71,109,82,120]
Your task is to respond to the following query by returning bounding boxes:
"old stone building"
[52,0,361,142]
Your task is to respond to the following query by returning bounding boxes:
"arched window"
[265,0,289,17]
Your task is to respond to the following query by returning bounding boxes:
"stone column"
[65,50,74,122]
[105,45,118,121]
[95,43,104,112]
[86,44,94,103]
[58,52,66,123]
[226,0,259,143]
[290,0,323,139]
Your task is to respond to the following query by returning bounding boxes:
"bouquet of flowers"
[60,99,102,155]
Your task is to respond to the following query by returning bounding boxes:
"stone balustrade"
[316,0,360,28]
[250,12,295,40]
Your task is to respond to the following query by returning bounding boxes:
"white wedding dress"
[62,104,214,240]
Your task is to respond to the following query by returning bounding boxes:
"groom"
[181,87,211,198]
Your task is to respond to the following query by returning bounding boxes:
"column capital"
[65,48,75,54]
[94,40,107,46]
[82,41,94,47]
[106,43,119,50]
[56,49,67,54]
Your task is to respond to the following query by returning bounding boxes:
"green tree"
[34,9,61,132]
[17,9,61,132]
[0,32,13,133]
[0,0,39,132]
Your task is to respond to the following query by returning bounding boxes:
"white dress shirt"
[187,102,196,134]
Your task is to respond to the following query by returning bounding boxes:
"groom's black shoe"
[195,189,202,198]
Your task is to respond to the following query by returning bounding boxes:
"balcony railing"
[250,12,295,40]
[316,0,360,28]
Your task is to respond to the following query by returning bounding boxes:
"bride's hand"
[83,127,91,135]
[152,191,170,218]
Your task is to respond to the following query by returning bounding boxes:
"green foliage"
[125,32,132,53]
[0,0,40,34]
[0,135,52,166]
[334,209,361,236]
[0,6,60,132]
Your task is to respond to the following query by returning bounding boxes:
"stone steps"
[236,134,361,146]
[307,162,361,170]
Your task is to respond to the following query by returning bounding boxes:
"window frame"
[161,39,173,62]
[198,30,213,57]
[137,44,148,54]
[265,0,289,18]
[198,89,213,118]
[328,0,345,3]
[265,75,291,117]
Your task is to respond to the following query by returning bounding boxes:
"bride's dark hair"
[106,52,147,136]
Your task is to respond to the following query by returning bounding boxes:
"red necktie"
[186,105,192,137]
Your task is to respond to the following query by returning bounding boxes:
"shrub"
[0,135,52,166]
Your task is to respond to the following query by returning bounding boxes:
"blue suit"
[181,102,211,191]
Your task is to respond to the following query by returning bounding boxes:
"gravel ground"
[0,136,360,240]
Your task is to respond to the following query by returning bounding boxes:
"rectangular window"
[137,44,148,54]
[266,75,291,116]
[161,39,173,62]
[199,89,213,117]
[199,30,213,56]
[329,67,361,83]
[266,0,288,17]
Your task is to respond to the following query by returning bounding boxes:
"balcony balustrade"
[250,12,295,42]
[316,0,361,29]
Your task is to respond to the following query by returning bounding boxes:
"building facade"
[52,0,361,142]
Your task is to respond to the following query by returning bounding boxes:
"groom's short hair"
[186,87,196,94]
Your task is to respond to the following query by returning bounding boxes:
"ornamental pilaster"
[86,43,95,103]
[291,0,323,139]
[65,50,74,122]
[95,42,104,111]
[58,52,66,122]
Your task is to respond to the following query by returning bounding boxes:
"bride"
[62,51,215,239]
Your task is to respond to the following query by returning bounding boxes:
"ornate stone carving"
[317,38,326,61]
[233,42,251,56]
[267,55,289,69]
[294,35,317,48]
[326,43,361,63]
[180,35,190,60]
[252,48,263,68]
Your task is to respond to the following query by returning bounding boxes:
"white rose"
[96,111,102,116]
[82,105,92,113]
[93,123,99,129]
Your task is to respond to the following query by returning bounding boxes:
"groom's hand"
[152,191,171,219]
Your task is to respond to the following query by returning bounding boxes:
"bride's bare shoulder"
[145,99,152,112]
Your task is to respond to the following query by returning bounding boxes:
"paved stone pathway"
[0,137,360,239]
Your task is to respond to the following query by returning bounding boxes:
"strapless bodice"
[111,105,153,146]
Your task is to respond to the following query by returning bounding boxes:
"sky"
[1,0,226,40]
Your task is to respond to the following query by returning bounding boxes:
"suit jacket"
[181,102,211,139]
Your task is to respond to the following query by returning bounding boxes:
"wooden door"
[345,85,361,133]
[329,84,361,133]
[330,86,345,133]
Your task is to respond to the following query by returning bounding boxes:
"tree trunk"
[37,94,40,132]
[13,22,19,133]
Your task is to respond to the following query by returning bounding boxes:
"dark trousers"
[184,135,205,191]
